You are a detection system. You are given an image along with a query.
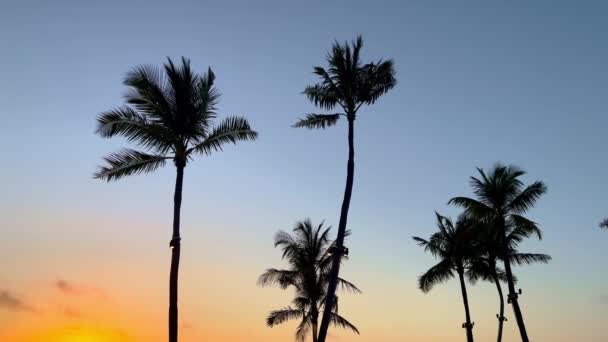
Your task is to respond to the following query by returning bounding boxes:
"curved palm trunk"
[457,268,474,342]
[491,270,505,342]
[312,315,319,342]
[169,164,184,342]
[317,116,355,342]
[500,218,529,342]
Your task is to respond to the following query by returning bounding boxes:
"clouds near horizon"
[0,290,35,312]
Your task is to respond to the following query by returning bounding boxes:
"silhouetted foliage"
[294,36,396,342]
[94,57,257,342]
[414,212,478,342]
[600,218,608,229]
[467,218,550,342]
[449,163,547,342]
[258,219,360,342]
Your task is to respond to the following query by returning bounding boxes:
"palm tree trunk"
[458,268,474,342]
[312,317,319,342]
[169,164,184,342]
[491,271,505,342]
[500,218,529,342]
[502,256,529,342]
[499,213,530,342]
[317,116,355,342]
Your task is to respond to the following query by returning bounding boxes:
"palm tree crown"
[413,212,478,292]
[258,219,360,342]
[293,35,396,128]
[449,164,546,229]
[94,57,257,181]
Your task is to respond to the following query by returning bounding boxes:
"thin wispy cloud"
[0,290,35,312]
[54,279,108,300]
[55,279,81,294]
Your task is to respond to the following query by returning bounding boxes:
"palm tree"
[258,219,360,342]
[600,218,608,229]
[467,218,551,342]
[94,57,257,342]
[293,36,396,342]
[449,163,547,342]
[413,212,478,342]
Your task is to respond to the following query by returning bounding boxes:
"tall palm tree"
[293,36,396,342]
[258,219,360,342]
[449,163,547,342]
[467,218,551,342]
[413,212,478,342]
[600,218,608,229]
[94,57,257,342]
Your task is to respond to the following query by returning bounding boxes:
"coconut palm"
[600,218,608,229]
[449,163,547,342]
[293,36,396,342]
[94,57,257,342]
[413,212,479,342]
[258,219,360,342]
[467,218,551,342]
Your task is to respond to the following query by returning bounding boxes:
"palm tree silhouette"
[413,212,478,342]
[449,163,547,342]
[94,57,257,342]
[258,219,360,342]
[293,36,396,342]
[600,218,608,229]
[467,218,550,342]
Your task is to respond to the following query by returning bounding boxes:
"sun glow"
[21,326,131,342]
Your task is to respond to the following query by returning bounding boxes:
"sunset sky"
[1,1,607,341]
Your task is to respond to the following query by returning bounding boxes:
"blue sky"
[1,1,607,341]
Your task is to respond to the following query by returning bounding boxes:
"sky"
[1,0,607,341]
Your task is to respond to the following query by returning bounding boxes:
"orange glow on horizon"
[10,325,132,342]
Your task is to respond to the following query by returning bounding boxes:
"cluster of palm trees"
[414,164,551,342]
[93,36,589,342]
[94,36,394,342]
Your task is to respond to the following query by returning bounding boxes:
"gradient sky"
[1,1,607,341]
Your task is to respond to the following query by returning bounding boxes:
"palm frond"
[418,259,454,293]
[266,307,304,327]
[188,116,257,156]
[329,313,359,334]
[123,64,173,126]
[510,253,551,266]
[303,84,341,110]
[448,196,493,219]
[295,316,313,342]
[357,59,397,105]
[292,113,341,129]
[466,258,494,285]
[412,236,443,258]
[193,67,220,136]
[95,107,175,153]
[509,215,543,240]
[336,277,362,294]
[508,181,547,214]
[94,149,169,181]
[257,269,297,289]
